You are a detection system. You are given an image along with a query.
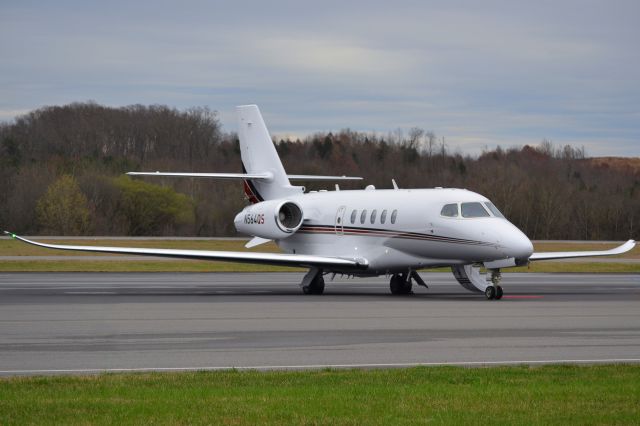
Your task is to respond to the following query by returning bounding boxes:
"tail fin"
[126,105,362,202]
[237,105,302,202]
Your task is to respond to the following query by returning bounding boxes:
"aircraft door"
[335,206,346,235]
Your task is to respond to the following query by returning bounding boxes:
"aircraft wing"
[3,232,368,270]
[529,240,636,261]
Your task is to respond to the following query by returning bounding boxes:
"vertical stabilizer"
[236,105,302,202]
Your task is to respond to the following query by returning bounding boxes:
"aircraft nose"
[508,227,534,263]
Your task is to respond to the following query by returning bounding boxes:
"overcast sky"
[1,0,638,156]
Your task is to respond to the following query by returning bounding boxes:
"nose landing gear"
[451,265,504,300]
[485,269,503,300]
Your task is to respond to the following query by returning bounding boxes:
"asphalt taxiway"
[0,272,639,375]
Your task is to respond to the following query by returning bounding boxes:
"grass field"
[1,365,639,425]
[0,238,637,273]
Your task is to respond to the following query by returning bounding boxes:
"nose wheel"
[484,285,503,300]
[485,269,504,300]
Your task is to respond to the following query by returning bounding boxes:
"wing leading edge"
[3,232,368,270]
[529,240,636,261]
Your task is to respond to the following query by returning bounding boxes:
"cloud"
[0,0,638,156]
[255,37,415,77]
[0,109,31,121]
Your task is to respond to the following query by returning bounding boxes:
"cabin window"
[350,209,357,224]
[391,209,398,224]
[360,209,367,224]
[484,202,505,219]
[380,209,387,224]
[370,209,377,224]
[440,203,458,217]
[461,202,490,218]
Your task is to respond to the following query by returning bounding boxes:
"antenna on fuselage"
[392,179,399,190]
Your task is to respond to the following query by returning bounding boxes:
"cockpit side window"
[484,202,505,219]
[461,202,490,218]
[440,203,458,217]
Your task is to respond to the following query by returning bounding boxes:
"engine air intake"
[277,202,303,232]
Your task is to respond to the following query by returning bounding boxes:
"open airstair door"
[451,265,490,293]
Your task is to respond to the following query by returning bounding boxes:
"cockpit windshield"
[440,203,458,217]
[441,201,506,219]
[484,202,505,219]
[460,202,490,218]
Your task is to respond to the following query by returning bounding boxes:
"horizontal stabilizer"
[287,175,362,181]
[127,172,362,181]
[127,172,273,180]
[529,240,636,261]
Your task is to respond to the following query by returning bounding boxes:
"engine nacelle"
[234,200,304,240]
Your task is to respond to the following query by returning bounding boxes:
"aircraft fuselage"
[272,187,533,274]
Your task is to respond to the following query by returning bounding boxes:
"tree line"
[1,102,638,240]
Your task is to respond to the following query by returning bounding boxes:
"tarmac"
[0,272,639,375]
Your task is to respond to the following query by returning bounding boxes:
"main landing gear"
[301,268,325,295]
[389,271,427,295]
[485,269,503,300]
[389,273,412,295]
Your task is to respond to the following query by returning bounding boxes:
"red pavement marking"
[502,295,544,299]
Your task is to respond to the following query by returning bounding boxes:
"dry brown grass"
[586,157,640,175]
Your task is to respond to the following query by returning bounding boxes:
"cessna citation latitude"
[5,105,636,300]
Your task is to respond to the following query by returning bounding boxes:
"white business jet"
[5,105,636,299]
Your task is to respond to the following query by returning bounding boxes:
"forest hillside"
[1,102,638,240]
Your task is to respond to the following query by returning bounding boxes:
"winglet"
[529,239,636,261]
[3,230,17,239]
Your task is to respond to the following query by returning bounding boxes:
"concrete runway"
[0,272,639,375]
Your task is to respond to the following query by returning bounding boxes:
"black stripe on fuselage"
[298,224,494,246]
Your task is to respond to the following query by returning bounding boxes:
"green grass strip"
[1,365,639,425]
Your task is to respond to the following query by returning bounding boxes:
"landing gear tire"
[303,275,325,295]
[486,269,503,300]
[485,286,496,300]
[390,274,412,295]
[390,275,401,294]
